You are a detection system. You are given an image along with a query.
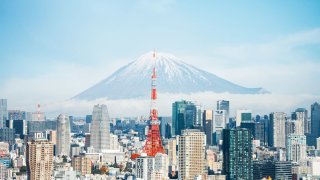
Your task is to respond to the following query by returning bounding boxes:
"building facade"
[56,114,71,156]
[269,112,286,148]
[26,139,54,180]
[135,154,155,180]
[72,155,92,175]
[311,102,320,146]
[178,129,206,180]
[0,99,7,128]
[286,134,306,163]
[222,128,253,180]
[90,104,110,152]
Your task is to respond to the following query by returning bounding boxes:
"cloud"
[42,92,319,119]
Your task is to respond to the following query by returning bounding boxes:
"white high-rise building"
[286,134,306,163]
[179,129,206,180]
[212,110,226,145]
[270,112,286,148]
[135,153,154,180]
[217,100,229,123]
[56,114,71,156]
[90,104,110,153]
[154,153,169,179]
[285,120,304,135]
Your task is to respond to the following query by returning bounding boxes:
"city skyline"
[1,1,320,118]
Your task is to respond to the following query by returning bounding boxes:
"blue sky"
[0,0,320,116]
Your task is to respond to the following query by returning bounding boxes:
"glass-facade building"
[172,100,201,136]
[253,160,292,180]
[222,128,253,180]
[311,102,320,146]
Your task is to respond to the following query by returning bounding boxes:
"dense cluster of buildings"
[0,98,320,179]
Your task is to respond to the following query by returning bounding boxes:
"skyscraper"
[217,100,229,125]
[56,114,71,156]
[213,110,226,145]
[26,139,54,180]
[172,100,201,136]
[311,102,320,146]
[178,129,206,180]
[286,134,306,163]
[222,128,253,180]
[0,99,7,128]
[269,112,286,148]
[292,108,308,134]
[236,109,252,127]
[203,110,213,145]
[90,104,110,153]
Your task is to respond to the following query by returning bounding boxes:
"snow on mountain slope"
[73,52,268,100]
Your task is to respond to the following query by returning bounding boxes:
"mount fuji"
[74,52,268,100]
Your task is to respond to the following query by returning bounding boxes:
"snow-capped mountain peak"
[74,52,268,100]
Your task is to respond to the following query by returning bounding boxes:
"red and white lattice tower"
[142,51,165,157]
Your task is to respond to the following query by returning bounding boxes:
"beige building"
[179,129,206,180]
[167,138,177,171]
[26,139,54,180]
[72,155,92,175]
[49,130,57,144]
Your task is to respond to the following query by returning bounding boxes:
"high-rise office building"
[253,160,292,180]
[213,110,227,145]
[172,100,201,136]
[254,122,266,146]
[90,104,110,152]
[311,102,320,146]
[203,110,213,145]
[236,109,252,127]
[26,139,54,180]
[285,120,303,136]
[178,129,206,180]
[56,114,71,156]
[286,134,306,163]
[135,154,155,180]
[167,138,177,171]
[0,128,15,145]
[292,108,309,134]
[6,119,26,139]
[217,100,230,125]
[0,99,7,128]
[269,112,286,148]
[159,116,172,138]
[222,128,253,180]
[72,155,92,175]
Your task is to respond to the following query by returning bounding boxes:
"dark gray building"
[253,160,292,180]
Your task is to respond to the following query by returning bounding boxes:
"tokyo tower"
[142,51,165,157]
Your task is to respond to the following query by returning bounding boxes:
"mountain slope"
[74,52,268,100]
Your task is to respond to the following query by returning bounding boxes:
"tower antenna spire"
[142,49,164,157]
